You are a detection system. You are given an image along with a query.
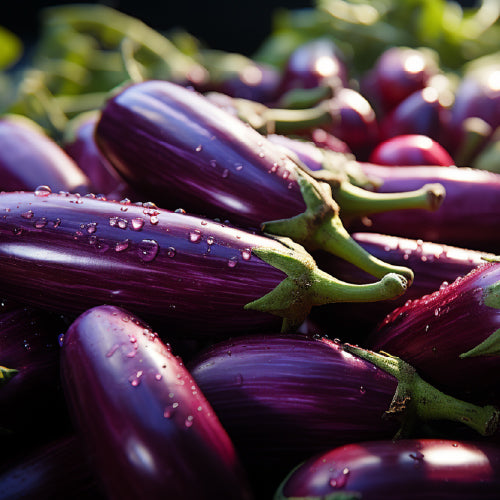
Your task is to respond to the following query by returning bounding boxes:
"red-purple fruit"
[60,305,254,500]
[275,439,500,500]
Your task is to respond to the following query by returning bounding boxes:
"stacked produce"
[1,1,500,498]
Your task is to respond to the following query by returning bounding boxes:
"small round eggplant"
[275,439,500,500]
[60,304,254,500]
[0,114,91,194]
[0,191,407,335]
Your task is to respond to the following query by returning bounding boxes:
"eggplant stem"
[0,366,18,387]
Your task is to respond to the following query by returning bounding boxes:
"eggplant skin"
[188,334,399,476]
[366,261,500,401]
[60,305,254,500]
[0,191,285,335]
[276,439,500,500]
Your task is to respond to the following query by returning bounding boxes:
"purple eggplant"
[94,80,433,283]
[63,111,136,200]
[0,190,407,335]
[0,114,91,194]
[188,333,499,487]
[310,232,494,342]
[0,306,70,455]
[60,304,254,500]
[351,163,500,252]
[275,439,500,499]
[0,435,102,500]
[366,261,500,402]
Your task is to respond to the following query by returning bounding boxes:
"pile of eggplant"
[2,1,500,498]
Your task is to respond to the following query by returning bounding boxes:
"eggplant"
[309,232,495,341]
[0,190,407,335]
[365,261,500,402]
[0,306,70,456]
[274,439,500,499]
[95,79,423,282]
[60,304,254,500]
[188,333,499,489]
[351,163,500,252]
[0,435,102,500]
[0,114,91,194]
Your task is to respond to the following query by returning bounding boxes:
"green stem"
[245,236,408,333]
[333,181,446,219]
[1,366,18,387]
[261,169,414,284]
[344,344,500,437]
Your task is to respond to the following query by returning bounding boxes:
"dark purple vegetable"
[0,191,407,335]
[189,334,498,488]
[351,163,500,252]
[0,114,91,194]
[0,306,70,455]
[61,305,254,500]
[63,111,136,200]
[0,435,102,500]
[366,261,500,402]
[275,439,500,500]
[310,232,494,342]
[95,80,423,283]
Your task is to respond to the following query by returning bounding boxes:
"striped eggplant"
[0,435,102,500]
[0,114,91,194]
[60,304,254,500]
[188,333,499,491]
[366,261,500,402]
[0,306,70,456]
[0,190,407,335]
[94,79,415,282]
[274,439,500,500]
[309,232,495,342]
[351,163,500,252]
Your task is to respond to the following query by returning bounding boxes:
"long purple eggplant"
[365,261,500,403]
[0,114,91,194]
[351,163,500,252]
[0,435,102,500]
[188,333,499,489]
[60,304,254,500]
[94,79,415,282]
[309,232,495,341]
[275,439,500,499]
[0,190,407,334]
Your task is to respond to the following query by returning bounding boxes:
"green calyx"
[344,344,500,437]
[1,365,18,387]
[245,236,408,333]
[261,169,414,284]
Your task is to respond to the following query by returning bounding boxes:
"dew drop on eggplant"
[34,185,52,197]
[115,240,130,252]
[22,210,34,219]
[130,218,145,231]
[227,257,237,268]
[137,239,159,262]
[189,231,202,243]
[12,227,22,235]
[166,247,176,258]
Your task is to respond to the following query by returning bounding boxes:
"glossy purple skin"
[266,134,326,171]
[0,116,91,194]
[278,439,500,499]
[369,134,454,166]
[379,87,450,143]
[61,305,253,500]
[360,46,439,116]
[351,163,500,252]
[0,191,285,335]
[63,113,135,200]
[277,37,348,94]
[310,232,492,341]
[95,80,306,228]
[0,306,70,453]
[366,262,500,401]
[189,334,399,477]
[0,435,102,500]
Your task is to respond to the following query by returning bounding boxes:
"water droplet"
[150,215,159,225]
[227,257,237,268]
[439,281,449,290]
[115,239,130,252]
[106,344,120,357]
[189,230,202,243]
[12,227,23,235]
[195,144,203,152]
[34,185,52,197]
[258,152,265,158]
[86,222,97,234]
[21,210,34,219]
[235,163,243,171]
[434,307,440,316]
[425,324,430,333]
[58,333,65,346]
[167,247,176,258]
[138,239,159,262]
[117,218,128,229]
[96,239,110,253]
[109,216,118,227]
[120,206,128,212]
[155,373,162,381]
[207,236,214,245]
[241,249,251,260]
[185,415,194,428]
[131,218,145,231]
[209,159,217,168]
[53,218,61,228]
[221,168,230,178]
[282,170,290,179]
[175,208,186,214]
[359,386,366,394]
